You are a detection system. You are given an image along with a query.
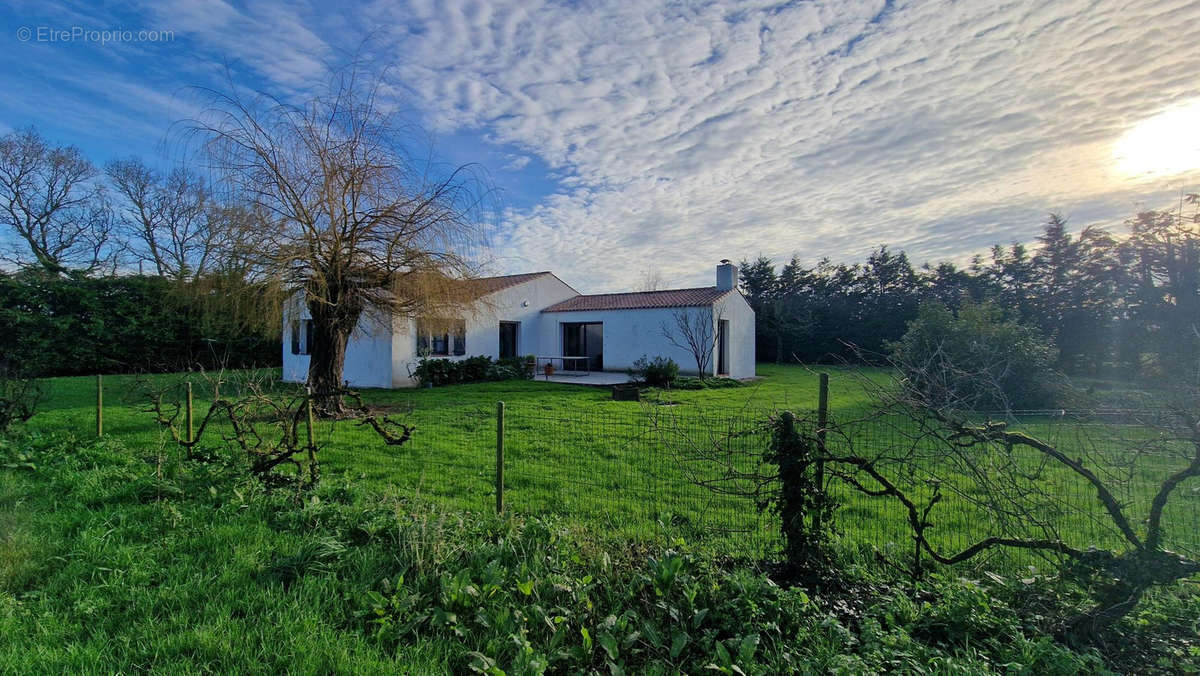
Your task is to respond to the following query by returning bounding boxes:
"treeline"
[0,127,279,376]
[740,202,1200,377]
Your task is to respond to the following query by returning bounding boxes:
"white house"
[282,261,755,388]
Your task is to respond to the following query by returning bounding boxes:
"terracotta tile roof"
[471,271,555,294]
[542,287,733,312]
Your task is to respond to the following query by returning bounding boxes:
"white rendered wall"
[282,299,394,390]
[281,299,309,384]
[388,274,579,388]
[538,298,755,378]
[717,294,757,379]
[284,277,756,388]
[537,294,755,379]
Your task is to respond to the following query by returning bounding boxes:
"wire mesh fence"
[307,399,1200,569]
[72,373,1200,570]
[826,408,1200,566]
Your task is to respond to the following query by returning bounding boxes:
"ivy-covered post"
[769,410,835,570]
[814,373,829,533]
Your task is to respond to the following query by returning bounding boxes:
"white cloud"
[356,0,1200,290]
[14,0,1198,292]
[135,0,334,91]
[503,154,531,171]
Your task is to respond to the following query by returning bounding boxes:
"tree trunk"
[306,300,361,417]
[1059,583,1148,646]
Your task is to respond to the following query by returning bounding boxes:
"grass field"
[5,364,1199,672]
[28,365,865,554]
[24,364,1200,565]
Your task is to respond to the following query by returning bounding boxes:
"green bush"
[629,355,679,387]
[414,355,529,387]
[0,271,278,376]
[888,300,1065,410]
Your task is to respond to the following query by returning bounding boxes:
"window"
[417,319,466,356]
[290,319,314,356]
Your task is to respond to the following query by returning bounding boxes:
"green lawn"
[5,364,1199,672]
[24,364,1199,565]
[2,434,1140,673]
[29,365,876,556]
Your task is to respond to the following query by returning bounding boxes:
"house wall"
[281,299,309,384]
[388,274,579,388]
[282,300,394,389]
[283,275,756,388]
[538,300,754,378]
[718,293,757,379]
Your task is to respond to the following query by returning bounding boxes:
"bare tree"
[635,266,666,292]
[0,128,112,274]
[142,373,412,488]
[189,67,489,414]
[652,369,1200,645]
[106,158,223,281]
[660,305,723,379]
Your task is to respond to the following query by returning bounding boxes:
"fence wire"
[319,402,1200,568]
[81,376,1199,569]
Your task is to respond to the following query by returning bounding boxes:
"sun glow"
[1114,99,1200,178]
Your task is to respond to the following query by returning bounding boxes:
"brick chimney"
[716,259,737,291]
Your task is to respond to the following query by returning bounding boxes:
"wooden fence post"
[496,401,505,514]
[305,387,317,485]
[814,373,829,532]
[96,374,103,437]
[185,381,194,444]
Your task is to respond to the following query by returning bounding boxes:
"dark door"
[717,319,729,375]
[499,321,518,359]
[585,323,603,370]
[562,322,603,370]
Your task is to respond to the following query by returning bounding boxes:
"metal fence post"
[96,374,103,437]
[496,401,505,514]
[185,381,194,444]
[814,373,829,532]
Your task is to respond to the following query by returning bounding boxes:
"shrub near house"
[629,356,679,388]
[413,355,533,387]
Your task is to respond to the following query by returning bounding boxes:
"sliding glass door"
[561,322,603,370]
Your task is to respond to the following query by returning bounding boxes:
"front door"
[499,322,519,359]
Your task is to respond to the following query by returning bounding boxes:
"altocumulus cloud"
[9,0,1199,290]
[368,0,1200,289]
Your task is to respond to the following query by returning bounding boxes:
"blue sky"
[2,0,1199,291]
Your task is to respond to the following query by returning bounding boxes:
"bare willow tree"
[660,305,724,379]
[0,127,113,274]
[106,158,224,281]
[189,68,489,414]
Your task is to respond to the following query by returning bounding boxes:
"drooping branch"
[940,416,1144,550]
[1145,430,1200,551]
